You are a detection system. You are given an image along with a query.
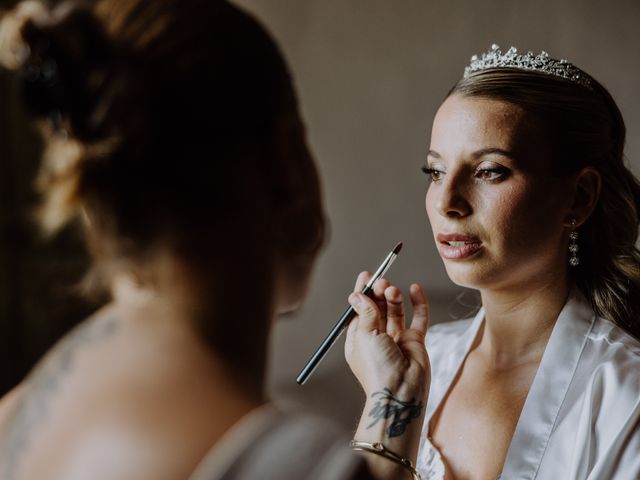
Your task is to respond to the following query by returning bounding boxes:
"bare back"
[0,306,256,480]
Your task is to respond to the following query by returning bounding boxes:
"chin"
[274,279,310,316]
[276,302,303,317]
[443,261,492,290]
[274,255,315,316]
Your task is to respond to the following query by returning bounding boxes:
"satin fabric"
[416,292,640,479]
[190,406,363,480]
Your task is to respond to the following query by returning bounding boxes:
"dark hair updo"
[0,0,326,380]
[0,0,325,283]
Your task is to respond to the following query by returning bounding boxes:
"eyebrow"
[427,148,515,160]
[472,148,515,159]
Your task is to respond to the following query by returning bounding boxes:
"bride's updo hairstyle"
[0,0,325,379]
[449,47,640,337]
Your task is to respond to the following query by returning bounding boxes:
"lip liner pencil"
[296,241,403,385]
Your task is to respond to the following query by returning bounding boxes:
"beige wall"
[233,0,640,427]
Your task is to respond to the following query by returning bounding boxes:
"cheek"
[425,185,438,224]
[483,182,561,251]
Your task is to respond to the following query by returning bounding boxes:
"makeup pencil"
[296,242,403,385]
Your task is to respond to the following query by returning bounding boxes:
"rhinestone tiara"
[463,44,593,89]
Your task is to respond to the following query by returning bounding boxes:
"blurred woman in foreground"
[0,1,383,478]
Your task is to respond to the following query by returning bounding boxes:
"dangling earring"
[569,219,579,267]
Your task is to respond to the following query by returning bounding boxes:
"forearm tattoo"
[0,316,117,480]
[366,388,423,438]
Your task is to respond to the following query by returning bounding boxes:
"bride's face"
[425,94,573,291]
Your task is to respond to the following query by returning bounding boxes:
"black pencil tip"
[393,241,403,254]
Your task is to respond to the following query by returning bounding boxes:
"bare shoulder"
[0,307,231,480]
[0,310,122,479]
[0,384,25,431]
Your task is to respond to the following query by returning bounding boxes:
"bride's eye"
[421,165,444,182]
[476,166,509,182]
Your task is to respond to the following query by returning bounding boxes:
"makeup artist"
[346,45,640,479]
[0,1,409,478]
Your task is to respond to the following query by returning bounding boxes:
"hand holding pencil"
[344,272,431,396]
[345,272,431,480]
[296,242,403,384]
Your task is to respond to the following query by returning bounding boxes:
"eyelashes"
[421,165,510,183]
[421,166,443,182]
[476,166,509,182]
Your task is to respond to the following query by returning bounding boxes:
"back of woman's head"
[0,0,326,382]
[449,57,640,337]
[1,0,325,286]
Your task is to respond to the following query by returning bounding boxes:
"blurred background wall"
[1,0,639,431]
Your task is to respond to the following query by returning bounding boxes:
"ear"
[565,166,601,227]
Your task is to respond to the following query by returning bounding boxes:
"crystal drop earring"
[569,219,579,267]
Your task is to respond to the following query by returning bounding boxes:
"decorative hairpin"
[463,44,593,89]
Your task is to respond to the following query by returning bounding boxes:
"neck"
[199,352,268,418]
[477,275,570,369]
[111,270,271,400]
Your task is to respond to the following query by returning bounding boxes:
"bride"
[345,45,640,479]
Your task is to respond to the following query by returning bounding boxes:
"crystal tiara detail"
[463,44,593,89]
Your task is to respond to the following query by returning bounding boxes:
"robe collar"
[502,292,595,478]
[424,291,596,479]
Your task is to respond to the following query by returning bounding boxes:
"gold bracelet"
[350,440,423,480]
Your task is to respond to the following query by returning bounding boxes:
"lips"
[436,233,482,260]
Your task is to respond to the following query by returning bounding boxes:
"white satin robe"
[416,292,640,480]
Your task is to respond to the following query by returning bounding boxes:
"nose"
[434,176,472,218]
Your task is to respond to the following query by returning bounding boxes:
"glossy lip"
[436,233,483,260]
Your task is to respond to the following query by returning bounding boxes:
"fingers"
[354,271,371,293]
[372,277,389,322]
[354,272,388,327]
[351,274,429,338]
[384,286,405,338]
[409,283,429,334]
[348,292,382,333]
